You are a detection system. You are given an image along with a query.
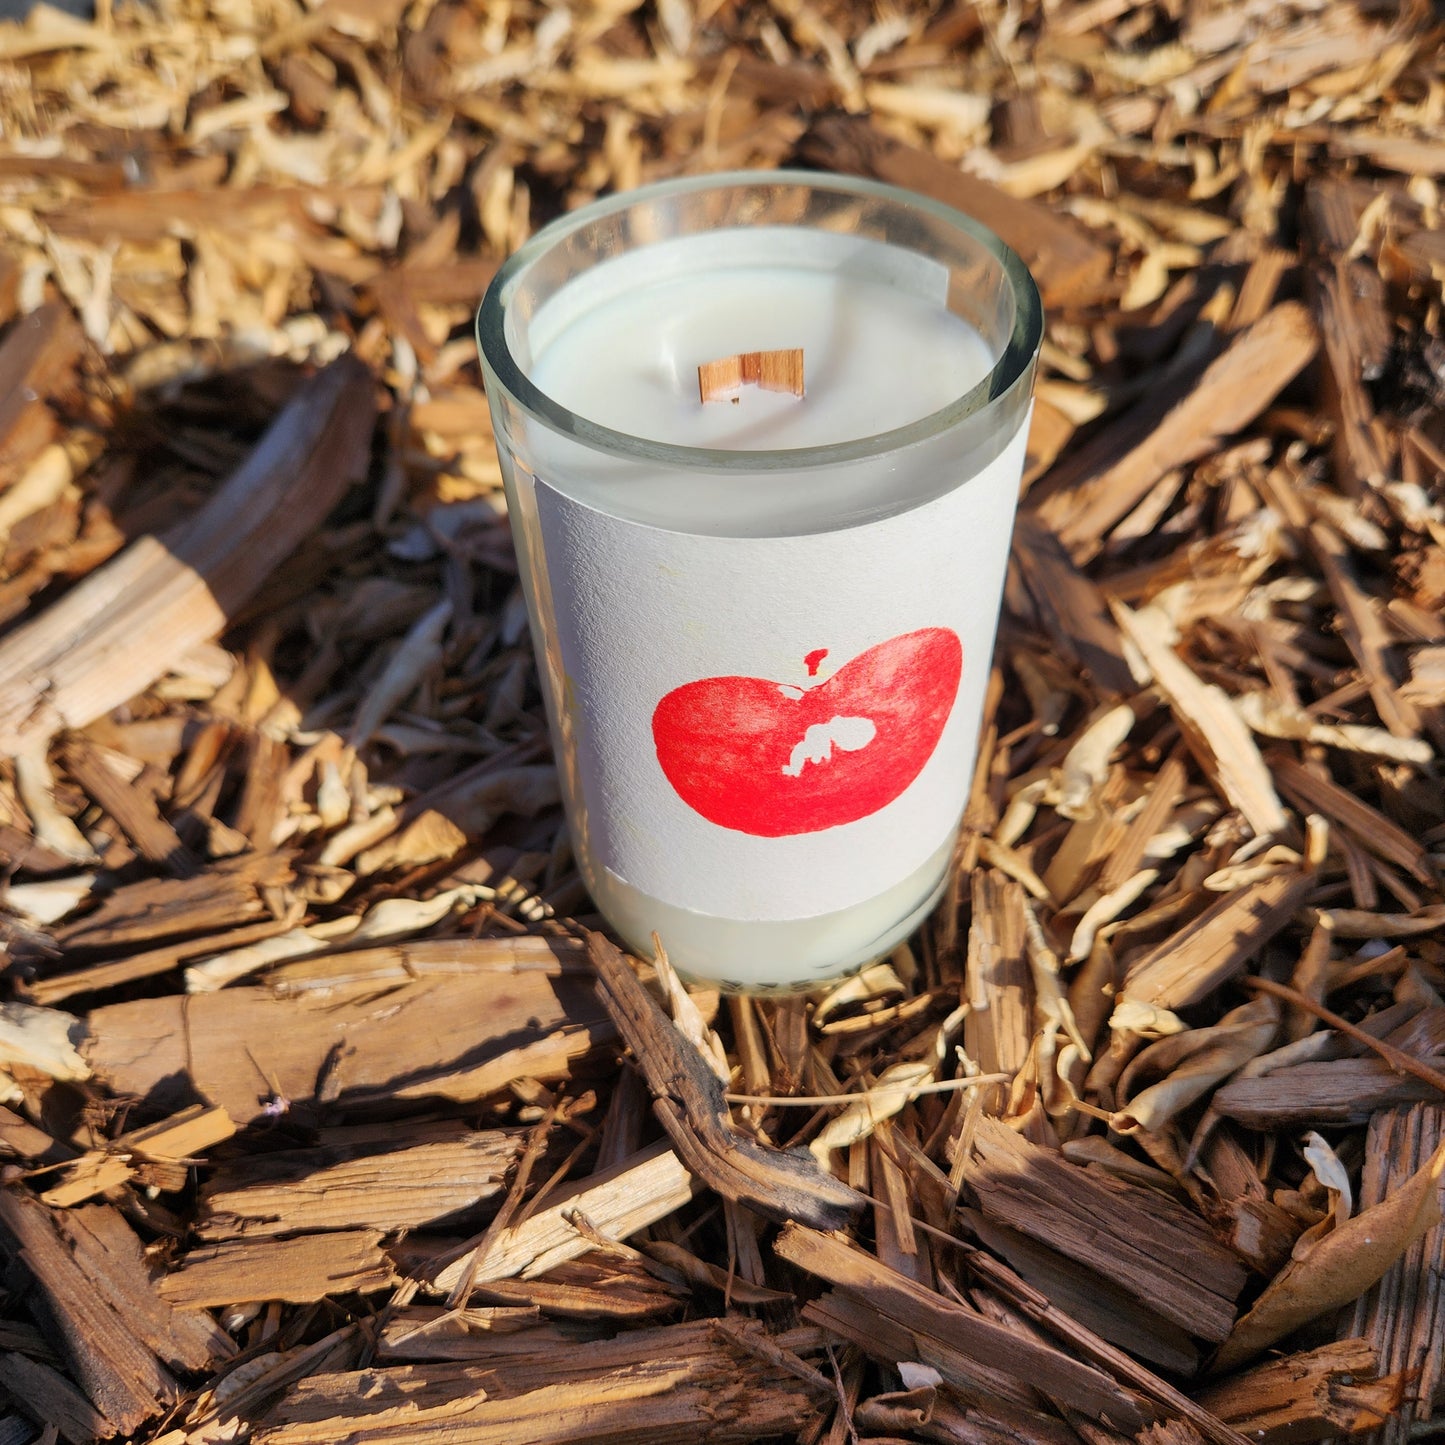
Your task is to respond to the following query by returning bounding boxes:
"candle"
[478,173,1041,991]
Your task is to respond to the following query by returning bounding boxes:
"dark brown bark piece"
[960,1237,1250,1445]
[52,1203,233,1371]
[1010,514,1136,695]
[962,1207,1200,1374]
[0,1350,110,1445]
[964,1118,1245,1342]
[588,931,864,1230]
[0,1104,71,1164]
[777,1222,1154,1430]
[1214,1057,1445,1128]
[0,1191,177,1435]
[1346,1104,1445,1442]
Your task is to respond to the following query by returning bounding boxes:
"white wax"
[528,229,993,451]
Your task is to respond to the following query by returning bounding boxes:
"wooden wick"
[697,348,804,404]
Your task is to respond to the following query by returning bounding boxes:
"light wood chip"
[160,1232,396,1307]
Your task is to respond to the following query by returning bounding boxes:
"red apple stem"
[698,349,805,404]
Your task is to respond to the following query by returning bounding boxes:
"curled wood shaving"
[346,597,452,749]
[1300,1130,1353,1233]
[1068,869,1158,961]
[1023,898,1092,1064]
[1056,703,1136,820]
[1110,1000,1189,1038]
[1114,997,1279,1133]
[13,740,95,862]
[1235,691,1434,765]
[1214,1140,1445,1373]
[3,874,95,925]
[650,935,730,1088]
[807,1061,936,1162]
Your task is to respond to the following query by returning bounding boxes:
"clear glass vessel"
[477,171,1042,991]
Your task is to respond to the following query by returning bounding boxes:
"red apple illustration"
[651,628,963,837]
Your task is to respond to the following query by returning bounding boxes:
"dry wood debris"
[0,0,1443,1441]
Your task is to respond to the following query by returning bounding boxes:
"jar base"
[588,832,957,994]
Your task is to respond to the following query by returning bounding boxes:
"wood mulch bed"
[0,0,1443,1441]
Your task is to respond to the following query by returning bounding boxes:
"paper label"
[519,422,1030,923]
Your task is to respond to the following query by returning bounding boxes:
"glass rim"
[475,168,1044,473]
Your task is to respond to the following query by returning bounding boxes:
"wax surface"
[526,229,994,449]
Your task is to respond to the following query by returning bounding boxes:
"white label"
[520,422,1030,924]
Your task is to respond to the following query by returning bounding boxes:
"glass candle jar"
[477,170,1041,991]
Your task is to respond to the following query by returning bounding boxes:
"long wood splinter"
[697,348,804,404]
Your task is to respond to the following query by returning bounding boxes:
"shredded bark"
[0,0,1443,1441]
[1197,1340,1406,1445]
[589,931,865,1230]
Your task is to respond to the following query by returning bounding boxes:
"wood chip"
[0,1351,110,1445]
[799,115,1114,308]
[82,956,610,1124]
[0,357,375,755]
[159,1231,396,1307]
[963,1118,1245,1343]
[60,737,198,877]
[428,1142,699,1292]
[198,1126,524,1237]
[51,851,293,953]
[777,1222,1154,1429]
[1197,1340,1405,1445]
[1033,305,1318,562]
[1113,600,1289,838]
[1119,870,1316,1011]
[1215,1138,1445,1371]
[589,931,865,1230]
[0,1191,183,1434]
[258,1319,824,1444]
[40,1102,236,1208]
